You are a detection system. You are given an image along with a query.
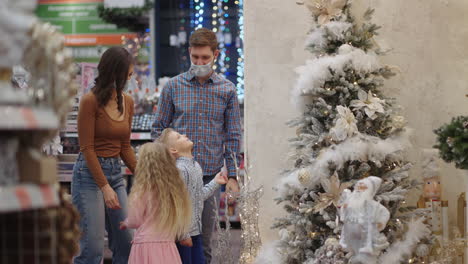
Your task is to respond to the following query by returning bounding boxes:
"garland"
[434,116,468,169]
[97,0,154,32]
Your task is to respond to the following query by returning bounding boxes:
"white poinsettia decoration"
[313,172,352,213]
[304,0,347,25]
[330,105,358,141]
[350,89,385,120]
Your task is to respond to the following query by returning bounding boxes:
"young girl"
[119,142,192,264]
[159,128,228,264]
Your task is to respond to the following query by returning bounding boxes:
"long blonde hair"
[129,142,191,238]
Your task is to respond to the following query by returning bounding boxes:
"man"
[152,27,241,263]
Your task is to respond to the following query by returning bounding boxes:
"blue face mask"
[189,60,213,77]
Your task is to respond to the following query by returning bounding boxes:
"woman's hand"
[101,184,122,209]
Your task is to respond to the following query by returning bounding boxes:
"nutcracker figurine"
[417,149,448,240]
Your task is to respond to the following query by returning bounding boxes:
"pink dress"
[125,194,182,264]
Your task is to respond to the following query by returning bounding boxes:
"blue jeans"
[177,235,206,264]
[71,153,132,264]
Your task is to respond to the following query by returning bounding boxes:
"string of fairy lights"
[212,0,225,74]
[236,0,244,99]
[190,0,244,99]
[193,0,204,29]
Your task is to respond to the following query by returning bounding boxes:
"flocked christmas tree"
[261,1,433,263]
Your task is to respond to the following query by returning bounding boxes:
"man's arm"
[223,87,242,180]
[151,82,174,140]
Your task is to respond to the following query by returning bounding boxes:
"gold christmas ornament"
[308,231,319,238]
[298,168,311,185]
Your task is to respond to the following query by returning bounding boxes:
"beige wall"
[244,0,468,242]
[366,0,468,228]
[243,0,310,242]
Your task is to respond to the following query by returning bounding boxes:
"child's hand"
[179,238,193,247]
[215,170,228,185]
[119,221,127,230]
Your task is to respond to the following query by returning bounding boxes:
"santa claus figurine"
[339,176,390,263]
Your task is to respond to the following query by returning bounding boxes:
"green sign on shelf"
[37,2,130,35]
[36,1,133,62]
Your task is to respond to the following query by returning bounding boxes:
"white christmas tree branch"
[376,186,408,202]
[379,217,431,264]
[278,130,412,195]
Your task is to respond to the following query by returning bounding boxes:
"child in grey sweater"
[158,128,228,264]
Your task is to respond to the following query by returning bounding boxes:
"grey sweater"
[176,157,220,239]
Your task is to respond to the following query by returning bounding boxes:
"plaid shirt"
[151,71,242,178]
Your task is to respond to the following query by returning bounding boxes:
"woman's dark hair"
[93,47,133,114]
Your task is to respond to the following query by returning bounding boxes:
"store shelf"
[0,106,58,130]
[59,174,73,182]
[58,153,78,161]
[130,132,152,140]
[0,184,59,213]
[60,132,152,140]
[58,159,75,182]
[63,132,78,137]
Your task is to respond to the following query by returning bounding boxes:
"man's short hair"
[189,28,218,52]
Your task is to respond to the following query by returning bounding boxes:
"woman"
[72,47,137,264]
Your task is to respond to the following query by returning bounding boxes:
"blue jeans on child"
[177,235,206,264]
[71,153,132,264]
